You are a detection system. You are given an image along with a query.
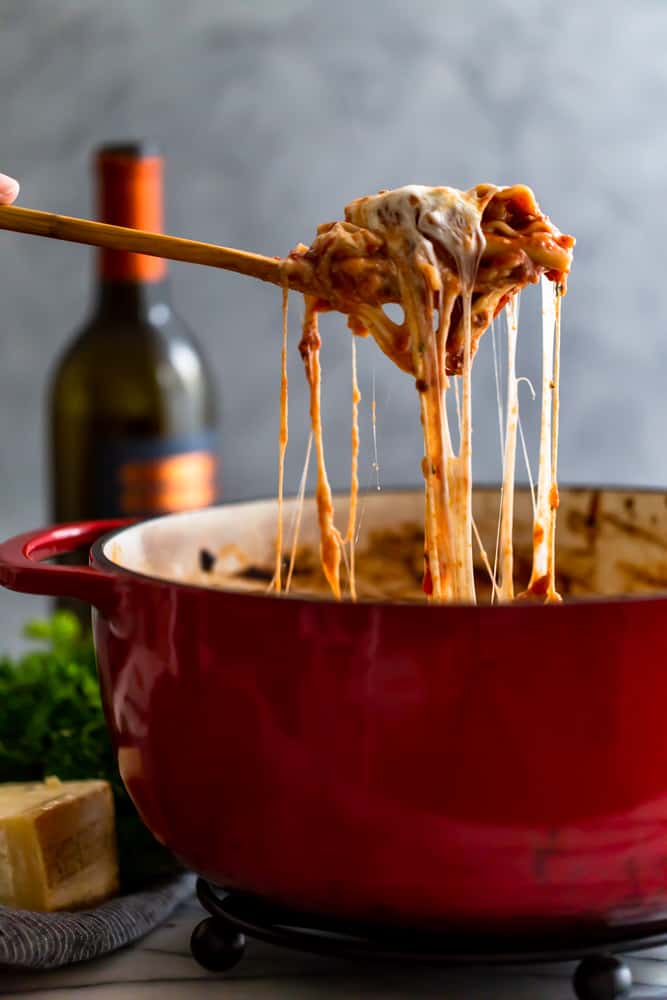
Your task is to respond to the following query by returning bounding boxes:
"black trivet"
[191,877,667,999]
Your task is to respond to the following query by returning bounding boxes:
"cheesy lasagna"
[275,184,574,605]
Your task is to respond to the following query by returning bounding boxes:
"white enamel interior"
[103,490,422,590]
[101,487,667,600]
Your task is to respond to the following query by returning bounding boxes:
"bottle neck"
[93,276,172,322]
[96,147,167,283]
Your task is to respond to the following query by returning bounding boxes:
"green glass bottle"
[48,142,218,611]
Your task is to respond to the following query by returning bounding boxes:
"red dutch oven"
[2,486,667,943]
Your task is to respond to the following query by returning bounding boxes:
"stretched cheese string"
[458,283,477,602]
[435,258,482,603]
[299,299,342,598]
[371,367,381,490]
[525,275,560,601]
[517,379,537,516]
[491,319,505,455]
[285,431,313,593]
[491,319,504,603]
[498,295,519,601]
[452,341,498,600]
[399,266,452,601]
[272,283,290,592]
[546,283,562,597]
[345,335,361,599]
[472,515,499,600]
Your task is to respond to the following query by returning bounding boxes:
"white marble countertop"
[4,894,667,999]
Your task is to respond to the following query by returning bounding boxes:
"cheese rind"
[0,777,119,911]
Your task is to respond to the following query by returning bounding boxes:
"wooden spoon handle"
[0,205,286,287]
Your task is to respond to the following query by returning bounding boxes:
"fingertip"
[0,174,20,204]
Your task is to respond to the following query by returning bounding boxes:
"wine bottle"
[49,141,219,537]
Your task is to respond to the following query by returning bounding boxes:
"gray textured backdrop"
[0,0,664,642]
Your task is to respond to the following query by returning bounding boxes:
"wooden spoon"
[0,204,292,289]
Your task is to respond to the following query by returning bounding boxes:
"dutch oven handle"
[0,520,130,617]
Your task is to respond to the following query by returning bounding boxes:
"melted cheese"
[345,186,492,602]
[498,295,520,600]
[299,299,342,598]
[285,431,313,593]
[346,335,361,599]
[524,275,561,602]
[281,183,573,604]
[272,283,290,593]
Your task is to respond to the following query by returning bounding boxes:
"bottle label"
[96,432,219,518]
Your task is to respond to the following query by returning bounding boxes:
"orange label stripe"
[119,451,216,514]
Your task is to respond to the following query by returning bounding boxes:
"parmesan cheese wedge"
[0,777,119,911]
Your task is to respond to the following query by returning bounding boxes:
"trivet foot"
[190,916,246,972]
[573,954,632,999]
